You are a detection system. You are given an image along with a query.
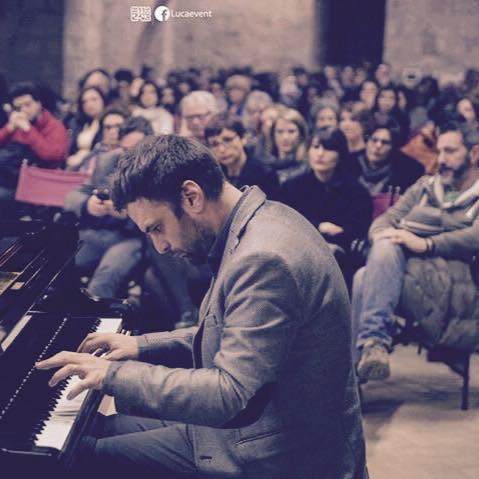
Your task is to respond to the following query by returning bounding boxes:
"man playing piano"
[37,135,366,479]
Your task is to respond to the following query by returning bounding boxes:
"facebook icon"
[154,5,171,22]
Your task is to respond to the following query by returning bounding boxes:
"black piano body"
[0,221,128,475]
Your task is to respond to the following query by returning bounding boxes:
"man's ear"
[181,180,205,214]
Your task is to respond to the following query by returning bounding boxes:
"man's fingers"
[78,334,109,353]
[67,379,90,400]
[103,349,123,361]
[48,364,83,387]
[36,351,85,370]
[77,333,94,352]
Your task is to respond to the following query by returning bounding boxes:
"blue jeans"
[351,238,407,360]
[76,229,143,298]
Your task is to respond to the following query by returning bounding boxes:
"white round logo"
[154,6,171,22]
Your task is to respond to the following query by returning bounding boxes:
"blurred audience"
[4,61,479,341]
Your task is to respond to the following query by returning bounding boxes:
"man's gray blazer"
[104,186,366,478]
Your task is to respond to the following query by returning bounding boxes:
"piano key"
[34,317,123,451]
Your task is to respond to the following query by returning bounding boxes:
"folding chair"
[15,161,90,207]
[14,161,89,220]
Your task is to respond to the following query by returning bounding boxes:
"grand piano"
[0,220,130,474]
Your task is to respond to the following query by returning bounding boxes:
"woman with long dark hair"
[132,80,174,135]
[67,86,106,169]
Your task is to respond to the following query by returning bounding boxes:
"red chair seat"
[15,163,89,207]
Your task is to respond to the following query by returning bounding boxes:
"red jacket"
[0,109,68,164]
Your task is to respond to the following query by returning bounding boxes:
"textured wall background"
[63,0,315,97]
[0,0,64,93]
[384,0,479,84]
[3,1,479,98]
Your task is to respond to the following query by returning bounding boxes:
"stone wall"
[63,0,315,97]
[0,0,64,93]
[383,0,479,84]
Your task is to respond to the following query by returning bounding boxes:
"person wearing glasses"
[350,119,424,196]
[74,107,128,174]
[179,90,219,142]
[0,82,68,216]
[205,113,279,199]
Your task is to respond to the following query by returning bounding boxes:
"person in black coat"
[349,119,425,196]
[205,113,280,198]
[281,127,373,286]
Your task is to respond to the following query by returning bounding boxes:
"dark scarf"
[358,153,392,194]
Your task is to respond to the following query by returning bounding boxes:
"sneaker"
[357,339,390,382]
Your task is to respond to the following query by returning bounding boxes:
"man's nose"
[152,237,170,254]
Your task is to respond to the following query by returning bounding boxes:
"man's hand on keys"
[77,332,140,361]
[36,352,110,400]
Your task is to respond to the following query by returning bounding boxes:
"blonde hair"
[270,108,308,162]
[259,104,287,156]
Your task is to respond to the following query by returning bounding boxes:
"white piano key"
[34,317,123,451]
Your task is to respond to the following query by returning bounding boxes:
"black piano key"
[0,314,107,451]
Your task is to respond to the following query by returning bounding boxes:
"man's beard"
[438,157,470,186]
[181,217,216,265]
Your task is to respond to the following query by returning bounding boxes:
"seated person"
[132,80,174,135]
[179,91,219,142]
[64,117,153,299]
[265,107,309,184]
[37,134,366,479]
[350,119,425,196]
[204,113,280,199]
[353,124,479,382]
[0,82,68,213]
[281,127,372,284]
[66,86,107,170]
[242,90,273,152]
[76,107,128,174]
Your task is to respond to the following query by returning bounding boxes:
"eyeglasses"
[183,112,211,122]
[208,134,238,149]
[368,136,391,146]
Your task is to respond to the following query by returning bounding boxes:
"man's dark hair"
[111,135,225,215]
[204,113,245,142]
[9,82,41,102]
[438,121,479,151]
[119,116,154,139]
